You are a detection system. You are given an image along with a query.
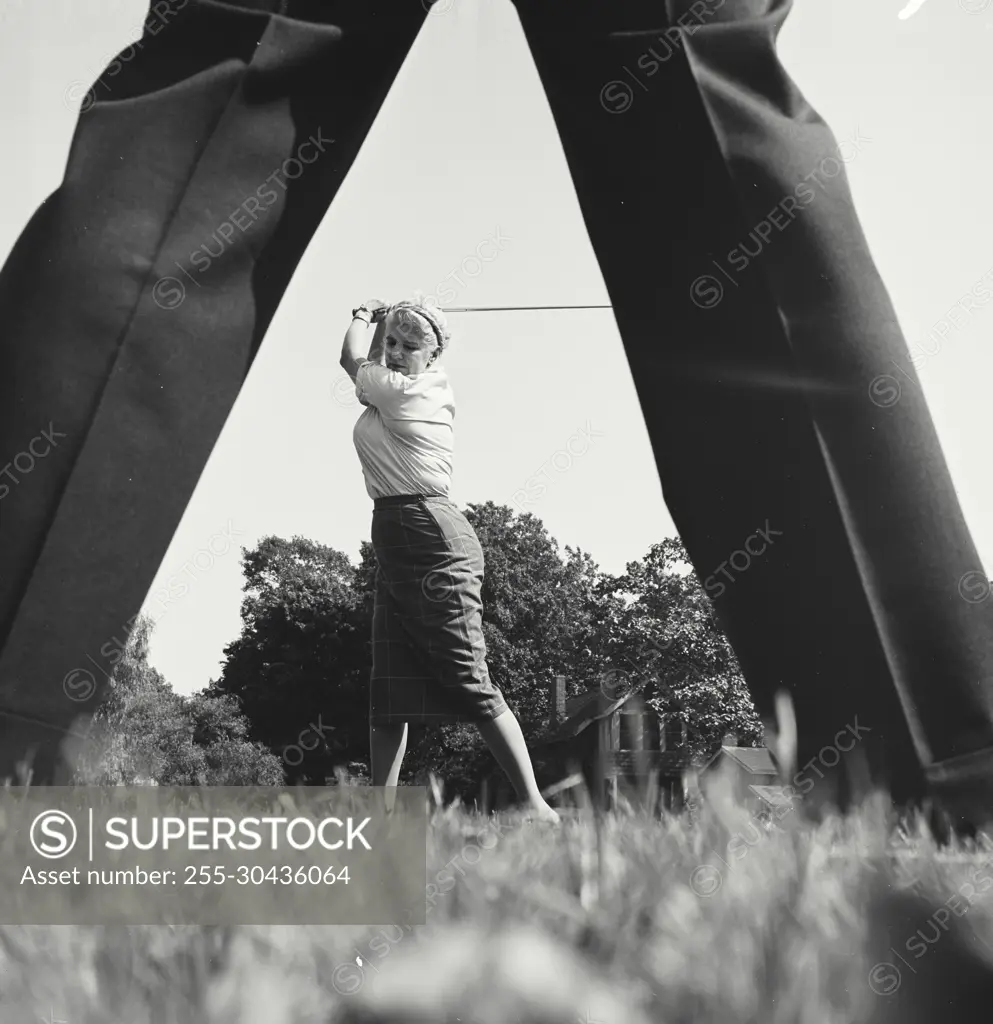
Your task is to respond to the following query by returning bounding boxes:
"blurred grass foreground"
[2,767,993,1024]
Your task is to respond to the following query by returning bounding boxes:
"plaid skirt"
[369,494,509,726]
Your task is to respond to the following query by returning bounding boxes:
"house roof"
[703,745,779,775]
[564,689,603,719]
[531,686,643,748]
[748,784,795,810]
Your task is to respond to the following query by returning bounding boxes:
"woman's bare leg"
[477,708,559,822]
[370,721,408,812]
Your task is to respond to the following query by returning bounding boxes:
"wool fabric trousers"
[1,0,992,813]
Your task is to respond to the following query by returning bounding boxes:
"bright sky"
[1,0,992,696]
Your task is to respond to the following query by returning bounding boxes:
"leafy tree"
[183,688,285,786]
[216,536,368,783]
[596,538,763,761]
[468,502,607,714]
[72,614,283,786]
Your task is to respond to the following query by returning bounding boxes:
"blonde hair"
[388,291,452,352]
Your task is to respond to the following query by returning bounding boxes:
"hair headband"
[395,305,445,350]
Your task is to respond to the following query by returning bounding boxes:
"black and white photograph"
[2,0,993,1020]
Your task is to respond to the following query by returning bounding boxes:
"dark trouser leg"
[513,0,993,814]
[0,0,428,782]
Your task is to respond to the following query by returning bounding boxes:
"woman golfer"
[340,295,559,822]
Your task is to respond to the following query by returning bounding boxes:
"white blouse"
[351,359,455,500]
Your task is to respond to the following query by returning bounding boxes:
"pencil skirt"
[368,495,509,726]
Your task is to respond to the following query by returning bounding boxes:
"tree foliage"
[72,614,283,786]
[216,536,369,783]
[597,537,763,760]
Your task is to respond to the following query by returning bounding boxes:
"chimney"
[549,674,567,724]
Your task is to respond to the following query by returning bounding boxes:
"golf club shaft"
[439,304,613,312]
